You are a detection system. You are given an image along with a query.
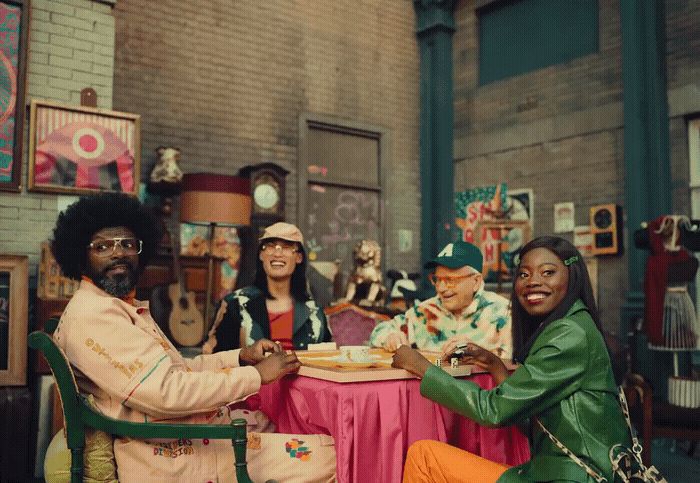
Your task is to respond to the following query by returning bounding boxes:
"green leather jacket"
[420,300,630,482]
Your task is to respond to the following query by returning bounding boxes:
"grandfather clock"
[237,163,289,286]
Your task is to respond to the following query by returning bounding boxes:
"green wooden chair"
[29,319,253,483]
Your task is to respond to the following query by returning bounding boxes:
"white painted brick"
[94,43,113,56]
[40,198,58,210]
[28,52,49,65]
[28,84,72,102]
[32,10,51,22]
[27,73,49,86]
[32,19,75,37]
[72,69,111,87]
[26,209,60,222]
[91,62,113,78]
[51,12,95,32]
[74,50,109,66]
[29,41,50,54]
[30,30,50,44]
[33,0,74,15]
[75,7,114,26]
[51,34,94,52]
[53,0,96,8]
[30,62,72,80]
[0,196,41,209]
[0,206,20,219]
[74,28,114,47]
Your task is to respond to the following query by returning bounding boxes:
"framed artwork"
[28,99,141,195]
[0,255,28,386]
[474,220,532,291]
[455,183,508,243]
[506,188,534,229]
[0,0,29,192]
[180,223,241,299]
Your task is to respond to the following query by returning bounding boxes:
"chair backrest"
[325,303,390,346]
[28,331,86,450]
[28,328,253,483]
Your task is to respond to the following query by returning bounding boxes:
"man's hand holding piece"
[239,338,282,365]
[254,350,301,384]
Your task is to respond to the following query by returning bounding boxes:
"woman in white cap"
[203,222,331,353]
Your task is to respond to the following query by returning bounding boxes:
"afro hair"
[51,192,161,280]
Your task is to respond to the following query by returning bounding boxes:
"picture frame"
[689,117,700,188]
[475,219,532,292]
[0,255,28,386]
[0,0,30,192]
[28,99,141,195]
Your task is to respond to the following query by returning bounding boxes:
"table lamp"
[180,173,251,343]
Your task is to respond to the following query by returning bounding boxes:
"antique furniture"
[625,372,700,467]
[324,302,390,347]
[28,323,253,483]
[180,173,251,341]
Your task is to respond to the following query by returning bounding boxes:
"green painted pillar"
[620,0,678,396]
[413,0,456,289]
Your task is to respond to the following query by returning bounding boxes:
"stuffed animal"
[344,240,386,306]
[150,146,184,183]
[386,269,420,312]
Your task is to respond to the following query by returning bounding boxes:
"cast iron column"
[413,0,457,289]
[620,0,674,393]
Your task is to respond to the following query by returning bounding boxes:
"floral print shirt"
[369,287,512,359]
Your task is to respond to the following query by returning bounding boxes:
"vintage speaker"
[590,204,623,255]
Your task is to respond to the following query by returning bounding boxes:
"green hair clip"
[564,255,579,266]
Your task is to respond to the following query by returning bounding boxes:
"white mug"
[340,345,370,362]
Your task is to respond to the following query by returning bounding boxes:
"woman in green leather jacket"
[392,236,630,482]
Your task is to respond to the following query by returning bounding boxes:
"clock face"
[253,180,280,210]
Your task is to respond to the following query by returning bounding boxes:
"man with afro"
[49,192,333,482]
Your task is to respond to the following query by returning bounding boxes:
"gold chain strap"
[537,386,668,483]
[535,419,607,482]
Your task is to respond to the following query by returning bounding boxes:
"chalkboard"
[305,183,380,286]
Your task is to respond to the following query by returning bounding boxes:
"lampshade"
[180,173,251,225]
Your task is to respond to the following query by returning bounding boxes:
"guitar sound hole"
[179,297,189,309]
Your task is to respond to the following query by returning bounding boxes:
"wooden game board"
[296,348,472,383]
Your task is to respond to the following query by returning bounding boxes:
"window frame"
[297,113,390,267]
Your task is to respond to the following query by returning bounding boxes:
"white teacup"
[339,345,370,362]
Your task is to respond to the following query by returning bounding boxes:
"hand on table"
[383,332,408,352]
[254,351,301,384]
[454,343,509,385]
[240,338,282,365]
[391,345,432,379]
[440,335,474,360]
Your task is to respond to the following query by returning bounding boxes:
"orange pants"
[402,440,510,483]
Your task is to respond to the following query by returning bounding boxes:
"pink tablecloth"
[257,373,530,483]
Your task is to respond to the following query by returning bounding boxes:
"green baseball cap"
[424,240,483,272]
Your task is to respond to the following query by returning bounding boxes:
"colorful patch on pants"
[285,438,312,461]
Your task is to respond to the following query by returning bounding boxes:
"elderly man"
[369,240,512,360]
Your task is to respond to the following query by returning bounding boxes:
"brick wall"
[0,0,116,274]
[452,0,700,331]
[111,1,421,273]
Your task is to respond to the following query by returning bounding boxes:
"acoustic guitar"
[165,215,205,347]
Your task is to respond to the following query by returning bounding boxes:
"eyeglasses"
[428,273,476,289]
[88,238,143,257]
[261,243,298,255]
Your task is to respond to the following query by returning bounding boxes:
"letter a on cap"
[437,243,454,257]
